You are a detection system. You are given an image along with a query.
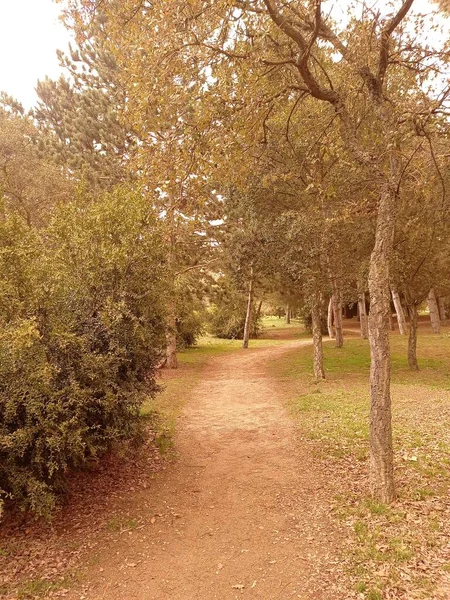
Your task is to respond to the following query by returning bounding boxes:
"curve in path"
[71,340,343,600]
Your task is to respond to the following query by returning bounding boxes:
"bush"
[176,310,204,348]
[175,284,206,348]
[208,278,261,339]
[0,190,167,517]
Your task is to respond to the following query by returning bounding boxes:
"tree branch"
[262,0,342,107]
[377,0,415,87]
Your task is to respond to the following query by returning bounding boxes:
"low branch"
[175,259,219,278]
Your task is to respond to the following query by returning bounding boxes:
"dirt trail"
[70,340,343,600]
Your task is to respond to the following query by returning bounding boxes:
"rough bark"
[311,293,325,380]
[327,297,335,338]
[407,303,419,371]
[243,266,254,349]
[391,286,407,335]
[427,288,441,334]
[368,187,395,504]
[438,296,447,322]
[358,294,369,340]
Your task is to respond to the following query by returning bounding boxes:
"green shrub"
[208,278,261,339]
[0,189,167,517]
[176,310,204,348]
[175,285,206,348]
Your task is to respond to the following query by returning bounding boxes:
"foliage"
[175,297,205,348]
[0,107,72,226]
[0,189,167,516]
[208,276,262,340]
[34,38,135,191]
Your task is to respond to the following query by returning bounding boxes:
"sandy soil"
[65,340,344,600]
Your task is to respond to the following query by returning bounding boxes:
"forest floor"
[1,318,450,600]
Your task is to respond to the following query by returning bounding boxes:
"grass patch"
[261,315,305,330]
[16,575,76,599]
[271,324,450,599]
[106,516,138,533]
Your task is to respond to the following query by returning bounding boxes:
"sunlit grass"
[270,323,450,599]
[261,314,303,328]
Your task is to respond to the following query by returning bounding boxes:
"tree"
[64,0,450,502]
[392,147,450,369]
[0,105,71,226]
[34,36,135,190]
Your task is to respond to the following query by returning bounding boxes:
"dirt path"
[69,340,344,600]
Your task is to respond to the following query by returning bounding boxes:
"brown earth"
[64,339,345,600]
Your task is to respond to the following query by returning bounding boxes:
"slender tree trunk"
[165,303,178,369]
[285,304,291,324]
[312,292,325,380]
[358,293,369,340]
[255,299,263,322]
[327,297,335,338]
[391,286,406,335]
[368,187,395,504]
[243,265,254,349]
[331,284,343,348]
[428,288,441,334]
[164,207,178,369]
[407,303,419,371]
[438,296,447,321]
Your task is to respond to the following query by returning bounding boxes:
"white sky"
[0,0,445,110]
[0,0,71,109]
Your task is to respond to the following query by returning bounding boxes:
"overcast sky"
[0,0,71,109]
[0,0,445,110]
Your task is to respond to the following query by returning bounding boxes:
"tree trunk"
[285,304,291,324]
[243,265,254,349]
[391,286,406,335]
[407,303,419,371]
[255,299,263,323]
[358,294,369,340]
[368,187,395,504]
[312,292,325,380]
[327,297,335,338]
[165,300,178,369]
[331,287,343,348]
[164,207,178,369]
[428,288,441,334]
[389,313,395,331]
[438,296,447,321]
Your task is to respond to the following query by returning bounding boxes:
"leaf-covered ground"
[270,319,450,600]
[0,323,314,599]
[1,319,449,600]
